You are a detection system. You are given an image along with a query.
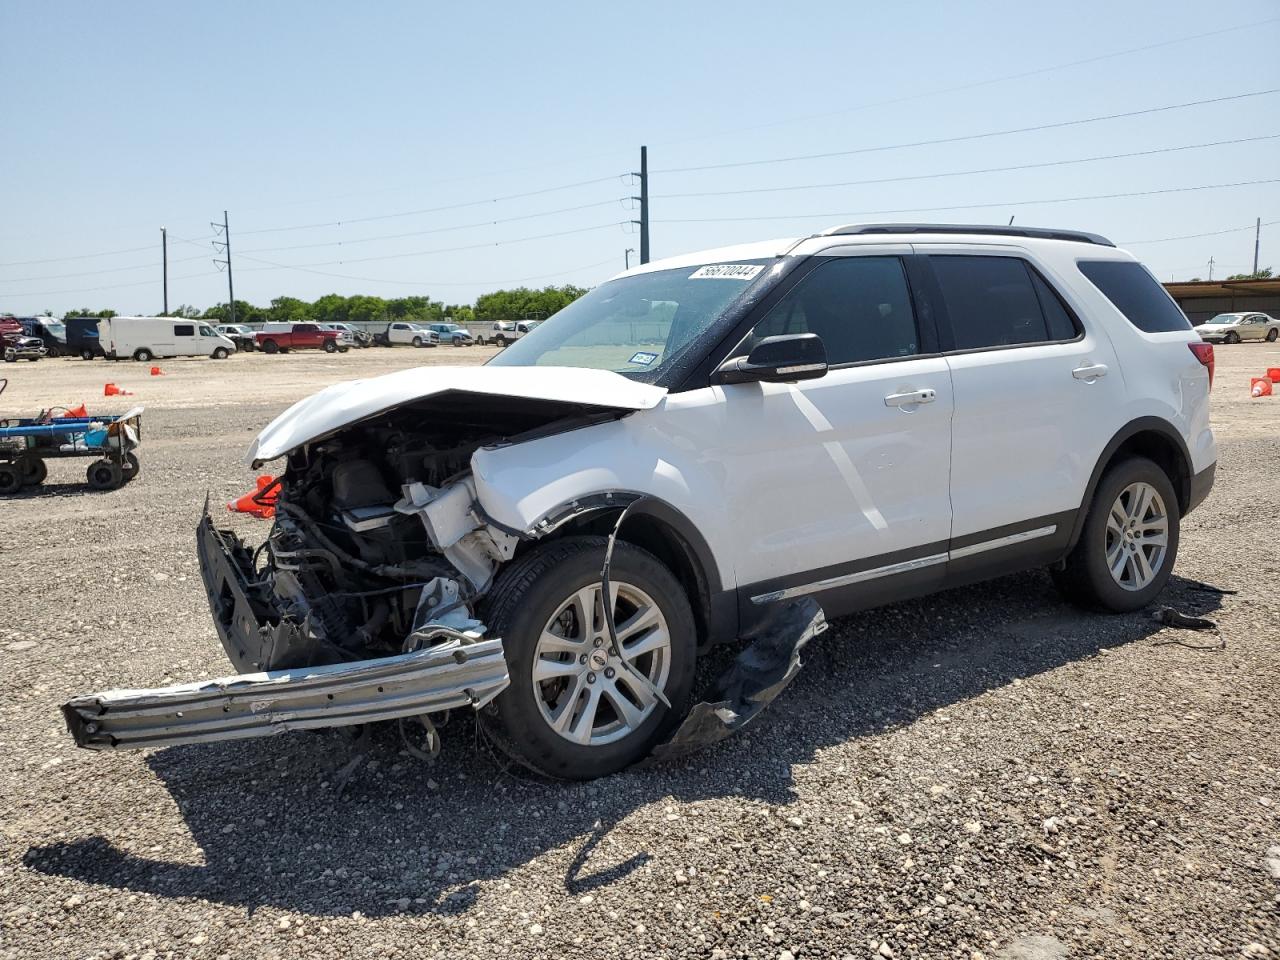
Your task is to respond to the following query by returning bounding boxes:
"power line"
[235,221,631,270]
[652,15,1280,150]
[0,239,216,269]
[653,89,1279,175]
[237,198,631,256]
[0,272,222,300]
[235,174,626,237]
[0,251,212,284]
[654,135,1278,200]
[653,178,1280,225]
[1118,219,1280,245]
[233,255,619,287]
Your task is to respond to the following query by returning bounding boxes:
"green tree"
[1226,267,1273,280]
[65,307,117,319]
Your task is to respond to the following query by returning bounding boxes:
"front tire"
[134,348,153,362]
[481,536,696,779]
[411,336,423,348]
[0,464,23,495]
[80,349,96,361]
[1052,456,1180,613]
[1224,331,1240,344]
[261,340,279,354]
[212,346,230,359]
[20,458,47,486]
[323,340,338,353]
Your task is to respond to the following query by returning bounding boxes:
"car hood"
[247,365,668,466]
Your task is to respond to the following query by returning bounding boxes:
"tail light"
[1188,342,1214,389]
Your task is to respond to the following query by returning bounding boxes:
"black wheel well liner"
[518,493,734,648]
[1067,416,1193,551]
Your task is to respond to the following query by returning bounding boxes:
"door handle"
[884,388,937,408]
[1072,362,1109,381]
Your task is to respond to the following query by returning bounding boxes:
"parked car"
[425,322,474,346]
[78,224,1217,780]
[1,316,47,362]
[325,322,372,348]
[384,322,439,347]
[63,317,108,359]
[484,319,540,347]
[17,317,68,356]
[256,322,348,354]
[1192,312,1279,344]
[216,324,257,352]
[99,317,237,361]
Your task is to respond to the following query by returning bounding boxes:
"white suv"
[70,224,1217,779]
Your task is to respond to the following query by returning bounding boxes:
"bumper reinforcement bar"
[62,637,509,751]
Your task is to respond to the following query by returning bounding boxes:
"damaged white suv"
[64,224,1216,779]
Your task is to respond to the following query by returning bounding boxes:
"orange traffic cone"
[227,475,278,519]
[1268,367,1280,384]
[1251,377,1273,398]
[104,383,122,396]
[150,366,164,376]
[66,403,88,418]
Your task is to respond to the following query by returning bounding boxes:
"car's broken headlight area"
[64,413,520,752]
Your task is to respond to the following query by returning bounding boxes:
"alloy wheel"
[532,581,671,746]
[1105,481,1169,591]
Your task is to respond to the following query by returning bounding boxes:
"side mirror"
[714,333,828,385]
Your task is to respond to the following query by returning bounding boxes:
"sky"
[2,0,1278,317]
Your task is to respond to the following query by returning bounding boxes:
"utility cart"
[0,380,144,494]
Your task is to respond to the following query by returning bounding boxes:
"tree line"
[55,285,588,327]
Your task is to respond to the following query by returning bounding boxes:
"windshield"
[44,321,66,337]
[1206,314,1240,324]
[488,260,776,382]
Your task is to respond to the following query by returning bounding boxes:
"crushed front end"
[65,407,527,751]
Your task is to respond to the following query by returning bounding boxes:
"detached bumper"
[61,638,509,751]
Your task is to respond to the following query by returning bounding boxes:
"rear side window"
[931,255,1078,349]
[1078,260,1191,333]
[748,256,920,365]
[174,324,195,337]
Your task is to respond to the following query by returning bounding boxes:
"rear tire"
[480,536,696,780]
[20,458,47,485]
[80,349,96,361]
[1051,456,1180,613]
[86,459,123,491]
[134,348,153,362]
[1267,328,1278,342]
[0,464,23,495]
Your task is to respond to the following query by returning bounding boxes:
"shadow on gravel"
[24,571,1226,917]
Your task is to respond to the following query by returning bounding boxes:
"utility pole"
[160,227,168,314]
[625,247,635,270]
[212,210,236,326]
[630,146,649,264]
[1208,256,1215,281]
[1254,217,1262,275]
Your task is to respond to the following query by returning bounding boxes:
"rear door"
[712,247,955,616]
[918,247,1126,573]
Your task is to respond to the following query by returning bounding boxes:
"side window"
[1077,260,1192,333]
[1029,269,1081,341]
[931,256,1054,349]
[173,324,195,337]
[199,325,216,337]
[747,256,919,365]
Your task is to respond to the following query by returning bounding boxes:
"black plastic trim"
[1188,462,1216,514]
[821,223,1114,247]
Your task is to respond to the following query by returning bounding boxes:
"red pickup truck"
[255,323,348,354]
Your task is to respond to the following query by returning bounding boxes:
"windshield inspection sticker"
[629,351,659,366]
[689,263,765,281]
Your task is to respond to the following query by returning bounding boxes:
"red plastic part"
[1187,343,1214,389]
[228,475,278,519]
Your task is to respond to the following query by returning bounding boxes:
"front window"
[489,260,776,382]
[199,325,217,337]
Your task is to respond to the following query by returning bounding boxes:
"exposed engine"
[225,406,523,672]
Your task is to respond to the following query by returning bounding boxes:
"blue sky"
[2,0,1278,315]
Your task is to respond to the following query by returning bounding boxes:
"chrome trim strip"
[948,524,1057,560]
[751,552,948,604]
[748,524,1058,605]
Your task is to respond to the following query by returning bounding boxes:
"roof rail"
[819,223,1115,247]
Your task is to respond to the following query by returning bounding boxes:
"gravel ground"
[1,344,1277,960]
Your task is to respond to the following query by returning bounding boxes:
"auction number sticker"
[689,263,764,280]
[629,351,659,366]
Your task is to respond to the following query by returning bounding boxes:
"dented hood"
[247,365,667,466]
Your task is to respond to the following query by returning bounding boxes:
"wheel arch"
[513,492,735,649]
[1067,417,1193,552]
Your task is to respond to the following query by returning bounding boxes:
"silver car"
[1193,312,1280,344]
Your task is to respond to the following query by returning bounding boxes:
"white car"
[385,322,439,347]
[72,224,1218,780]
[1193,312,1279,344]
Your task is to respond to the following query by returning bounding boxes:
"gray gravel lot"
[1,346,1277,959]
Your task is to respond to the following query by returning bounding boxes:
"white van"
[99,317,237,361]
